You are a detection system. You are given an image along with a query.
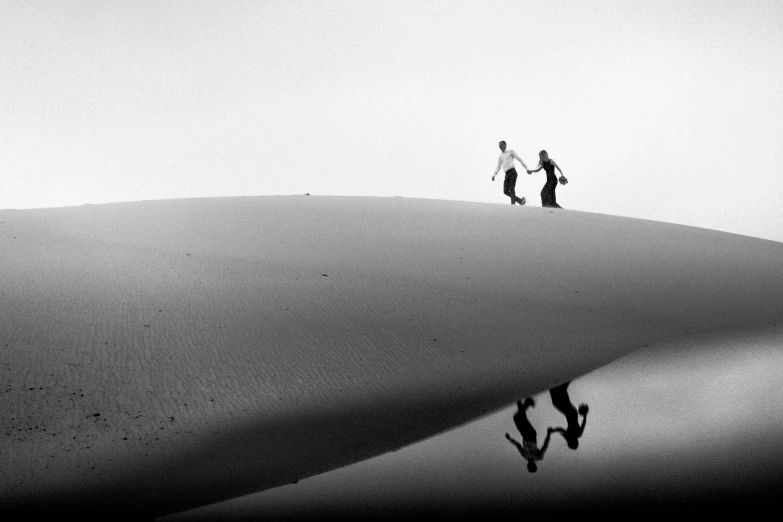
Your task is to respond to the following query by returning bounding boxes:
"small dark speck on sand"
[93,413,100,417]
[322,274,328,277]
[144,325,150,327]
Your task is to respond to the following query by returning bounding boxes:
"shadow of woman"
[549,381,588,450]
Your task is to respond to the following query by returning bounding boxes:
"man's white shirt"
[495,149,524,175]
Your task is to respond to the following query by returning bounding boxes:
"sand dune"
[1,196,781,517]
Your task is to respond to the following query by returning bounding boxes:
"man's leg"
[507,170,525,205]
[503,173,514,204]
[514,408,538,442]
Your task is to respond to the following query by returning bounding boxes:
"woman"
[528,150,567,208]
[549,381,588,450]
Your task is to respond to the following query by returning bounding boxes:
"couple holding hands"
[492,141,568,208]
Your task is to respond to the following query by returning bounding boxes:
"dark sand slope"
[1,196,781,517]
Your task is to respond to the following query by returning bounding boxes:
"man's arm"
[511,150,529,171]
[539,429,553,456]
[505,432,523,451]
[492,156,502,180]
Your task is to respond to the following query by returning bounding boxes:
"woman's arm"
[578,413,587,436]
[528,161,542,174]
[552,159,568,184]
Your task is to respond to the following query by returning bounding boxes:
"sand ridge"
[1,196,781,516]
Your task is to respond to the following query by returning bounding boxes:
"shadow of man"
[505,397,553,473]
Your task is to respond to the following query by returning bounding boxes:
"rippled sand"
[171,339,783,519]
[2,196,781,517]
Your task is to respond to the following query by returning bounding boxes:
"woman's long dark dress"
[550,382,579,430]
[540,159,562,209]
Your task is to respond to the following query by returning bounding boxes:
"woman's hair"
[539,150,548,156]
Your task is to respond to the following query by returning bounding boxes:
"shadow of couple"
[505,381,588,472]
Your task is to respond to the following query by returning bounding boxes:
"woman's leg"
[540,184,550,207]
[550,383,577,418]
[550,185,562,209]
[542,180,561,208]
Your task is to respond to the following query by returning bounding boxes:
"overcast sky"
[2,0,782,241]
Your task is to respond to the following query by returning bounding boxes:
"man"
[505,397,553,472]
[492,141,528,205]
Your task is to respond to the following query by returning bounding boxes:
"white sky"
[2,0,782,241]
